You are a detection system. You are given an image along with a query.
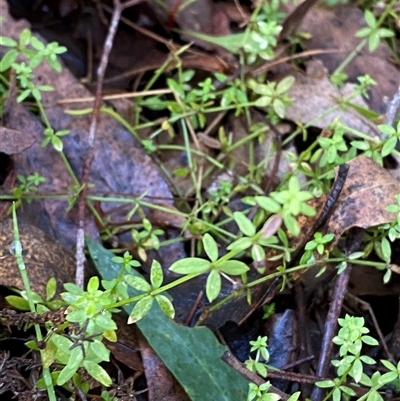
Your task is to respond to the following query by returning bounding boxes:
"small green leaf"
[124,275,151,292]
[51,333,73,350]
[46,277,57,300]
[351,359,363,383]
[57,347,84,385]
[89,341,110,362]
[5,295,30,310]
[156,294,175,319]
[42,340,57,368]
[381,359,396,371]
[169,257,211,274]
[233,211,255,237]
[52,135,63,152]
[380,371,399,384]
[287,392,301,401]
[62,282,84,297]
[150,260,163,289]
[203,233,219,262]
[364,10,376,28]
[254,96,272,107]
[0,36,17,46]
[0,48,18,71]
[87,276,99,292]
[83,360,112,386]
[179,30,246,53]
[226,237,253,251]
[383,268,392,283]
[251,243,265,262]
[382,136,397,156]
[276,76,295,93]
[283,214,300,236]
[66,310,87,323]
[347,251,365,260]
[379,124,396,137]
[381,237,391,262]
[316,379,335,388]
[218,260,249,275]
[206,269,221,302]
[254,196,281,213]
[94,313,117,331]
[273,98,285,118]
[128,296,154,324]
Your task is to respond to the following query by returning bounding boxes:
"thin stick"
[75,0,125,286]
[385,85,400,127]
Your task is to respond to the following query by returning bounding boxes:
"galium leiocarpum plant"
[2,2,400,399]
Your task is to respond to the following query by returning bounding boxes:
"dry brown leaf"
[138,333,190,401]
[286,60,380,137]
[299,4,400,113]
[0,219,75,297]
[325,156,400,241]
[0,127,35,155]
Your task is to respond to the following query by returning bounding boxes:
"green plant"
[355,9,395,52]
[317,315,400,401]
[248,76,295,119]
[131,218,165,261]
[170,232,250,302]
[332,0,397,81]
[246,336,270,378]
[253,175,316,236]
[0,26,81,214]
[3,0,400,398]
[11,173,46,209]
[0,29,66,100]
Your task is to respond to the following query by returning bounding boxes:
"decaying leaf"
[325,156,400,241]
[0,219,75,297]
[298,4,400,113]
[0,127,35,155]
[286,60,380,138]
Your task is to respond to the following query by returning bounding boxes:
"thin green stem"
[11,206,56,401]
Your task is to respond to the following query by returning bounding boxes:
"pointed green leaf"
[0,36,17,46]
[276,76,295,94]
[180,30,246,53]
